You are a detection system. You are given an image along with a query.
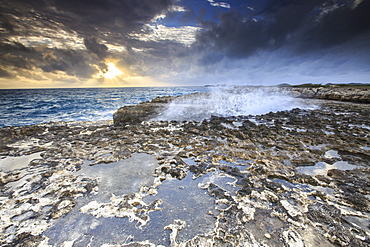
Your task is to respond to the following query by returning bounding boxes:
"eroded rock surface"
[288,87,370,103]
[113,93,206,126]
[0,100,369,246]
[113,87,369,127]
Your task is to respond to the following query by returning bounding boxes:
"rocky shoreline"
[113,86,369,126]
[288,86,370,103]
[1,89,370,246]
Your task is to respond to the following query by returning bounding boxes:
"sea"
[0,86,315,128]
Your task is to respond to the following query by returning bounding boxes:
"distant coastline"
[204,82,370,89]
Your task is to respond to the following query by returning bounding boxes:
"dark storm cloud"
[0,42,32,54]
[0,14,15,32]
[0,42,34,70]
[0,0,176,82]
[0,40,99,79]
[300,0,370,50]
[195,0,370,61]
[0,68,13,78]
[84,37,108,59]
[2,0,175,40]
[40,49,100,78]
[1,0,369,86]
[4,0,174,35]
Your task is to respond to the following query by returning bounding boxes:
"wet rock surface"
[0,99,370,246]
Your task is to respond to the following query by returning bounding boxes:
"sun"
[103,62,123,79]
[95,62,123,80]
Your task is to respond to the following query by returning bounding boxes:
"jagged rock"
[1,92,370,246]
[113,96,172,126]
[288,87,370,103]
[113,87,369,127]
[113,92,208,126]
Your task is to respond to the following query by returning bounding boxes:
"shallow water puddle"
[271,178,312,192]
[344,214,370,237]
[309,185,335,196]
[142,172,217,245]
[324,150,340,159]
[44,154,220,246]
[44,153,159,246]
[296,161,358,176]
[76,153,157,201]
[0,152,43,172]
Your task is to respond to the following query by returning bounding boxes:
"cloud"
[0,0,180,87]
[1,0,175,38]
[84,37,108,59]
[0,14,16,32]
[164,0,367,85]
[0,68,13,78]
[195,0,370,60]
[0,40,99,80]
[128,24,201,46]
[39,49,99,78]
[0,42,34,71]
[53,0,174,36]
[298,0,370,50]
[155,45,370,86]
[207,0,230,9]
[0,0,369,88]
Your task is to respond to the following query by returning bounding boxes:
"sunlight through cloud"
[95,62,123,80]
[104,63,122,79]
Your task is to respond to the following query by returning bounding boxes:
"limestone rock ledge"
[287,87,370,103]
[1,100,369,246]
[113,93,205,126]
[113,95,173,126]
[113,87,369,126]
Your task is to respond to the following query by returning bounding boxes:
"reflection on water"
[324,150,340,159]
[44,154,223,246]
[297,161,358,177]
[0,152,42,172]
[142,172,217,245]
[76,153,157,202]
[44,153,160,246]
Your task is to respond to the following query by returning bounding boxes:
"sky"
[0,0,369,89]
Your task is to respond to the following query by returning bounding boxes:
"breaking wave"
[154,87,316,121]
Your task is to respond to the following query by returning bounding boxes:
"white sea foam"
[154,87,316,121]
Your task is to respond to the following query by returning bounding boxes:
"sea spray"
[153,86,316,121]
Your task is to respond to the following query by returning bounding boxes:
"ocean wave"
[0,87,207,127]
[154,87,317,121]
